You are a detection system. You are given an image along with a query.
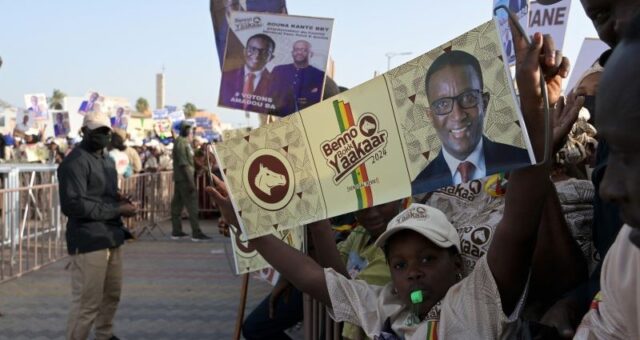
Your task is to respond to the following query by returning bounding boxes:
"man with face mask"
[171,121,211,241]
[58,111,138,340]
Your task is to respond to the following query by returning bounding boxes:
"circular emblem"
[243,149,295,211]
[234,230,257,257]
[358,113,378,137]
[470,226,491,245]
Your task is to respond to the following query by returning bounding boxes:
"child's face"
[355,200,401,239]
[386,230,461,317]
[597,40,640,247]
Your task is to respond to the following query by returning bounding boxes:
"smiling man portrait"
[411,50,530,195]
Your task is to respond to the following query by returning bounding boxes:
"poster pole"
[233,273,250,340]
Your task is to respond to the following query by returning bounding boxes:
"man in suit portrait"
[411,50,530,195]
[219,33,276,113]
[79,92,100,114]
[270,39,326,116]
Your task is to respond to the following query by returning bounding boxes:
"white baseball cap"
[374,203,460,252]
[82,111,111,130]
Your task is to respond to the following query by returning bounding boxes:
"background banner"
[494,0,530,65]
[210,0,288,68]
[215,20,534,240]
[528,0,571,51]
[218,11,333,117]
[565,37,608,92]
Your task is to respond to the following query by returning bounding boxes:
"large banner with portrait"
[218,11,333,117]
[214,19,535,240]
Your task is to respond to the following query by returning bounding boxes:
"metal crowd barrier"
[118,171,175,239]
[0,167,184,282]
[304,294,341,340]
[0,164,63,282]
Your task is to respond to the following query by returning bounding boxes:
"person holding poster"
[411,50,530,195]
[537,1,640,337]
[209,25,574,338]
[219,34,275,112]
[271,40,326,115]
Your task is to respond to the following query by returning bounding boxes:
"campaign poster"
[195,117,219,142]
[102,97,132,130]
[168,110,186,123]
[23,93,49,120]
[210,0,288,68]
[494,0,529,65]
[63,96,85,138]
[214,19,534,240]
[229,223,304,275]
[52,111,71,137]
[152,108,169,120]
[110,106,131,130]
[218,11,334,117]
[78,91,104,115]
[565,37,608,92]
[15,109,35,133]
[528,0,571,51]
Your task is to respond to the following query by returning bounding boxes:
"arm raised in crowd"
[487,25,581,315]
[206,179,332,306]
[307,219,350,278]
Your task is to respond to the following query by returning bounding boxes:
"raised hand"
[205,174,240,227]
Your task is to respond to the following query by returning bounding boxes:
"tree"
[136,97,150,115]
[183,102,197,118]
[48,89,66,110]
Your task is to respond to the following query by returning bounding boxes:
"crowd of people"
[48,1,640,339]
[0,121,219,179]
[206,3,640,340]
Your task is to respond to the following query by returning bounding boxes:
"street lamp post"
[386,51,412,71]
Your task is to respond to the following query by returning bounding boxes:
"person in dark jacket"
[58,110,138,340]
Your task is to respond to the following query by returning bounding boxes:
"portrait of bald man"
[270,39,326,116]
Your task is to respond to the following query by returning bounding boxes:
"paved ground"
[0,218,289,340]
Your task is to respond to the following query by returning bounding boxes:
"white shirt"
[442,138,486,185]
[575,225,640,339]
[243,66,265,91]
[325,255,525,339]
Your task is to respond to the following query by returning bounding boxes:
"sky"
[0,0,598,128]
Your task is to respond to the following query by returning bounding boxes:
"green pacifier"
[410,290,423,304]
